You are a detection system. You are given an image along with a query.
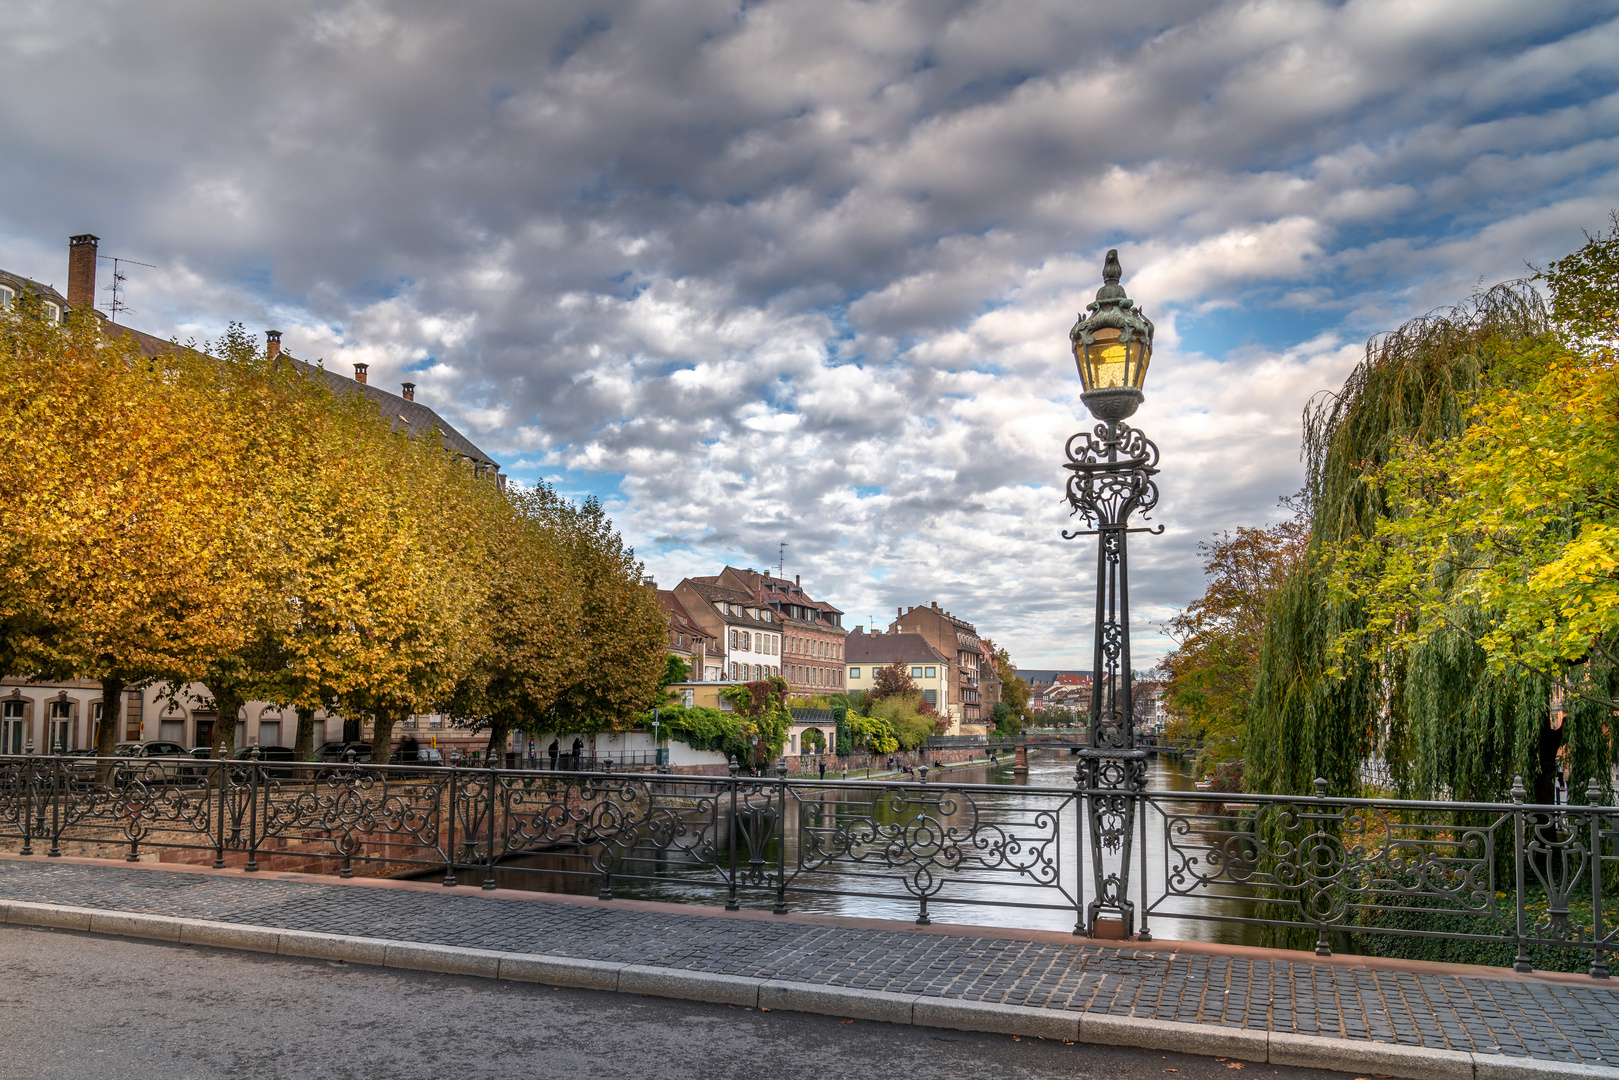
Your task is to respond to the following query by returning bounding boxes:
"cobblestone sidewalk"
[3,858,1616,1068]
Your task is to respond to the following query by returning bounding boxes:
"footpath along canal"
[448,753,1265,945]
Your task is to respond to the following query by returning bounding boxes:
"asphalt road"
[0,925,1358,1080]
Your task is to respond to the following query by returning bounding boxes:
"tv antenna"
[777,541,788,579]
[97,254,156,323]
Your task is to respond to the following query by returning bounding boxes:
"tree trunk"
[486,717,512,764]
[205,682,245,759]
[95,677,124,759]
[293,706,317,761]
[1534,718,1563,806]
[370,709,399,764]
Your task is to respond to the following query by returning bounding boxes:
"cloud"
[2,0,1617,668]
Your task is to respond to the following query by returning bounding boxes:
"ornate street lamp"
[1064,249,1160,939]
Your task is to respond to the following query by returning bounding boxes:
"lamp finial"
[1103,248,1122,285]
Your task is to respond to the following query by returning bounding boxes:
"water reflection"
[467,753,1262,945]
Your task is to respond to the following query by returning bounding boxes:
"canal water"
[469,752,1263,945]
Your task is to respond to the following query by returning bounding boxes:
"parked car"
[105,740,200,784]
[225,744,299,778]
[316,740,372,763]
[387,745,445,776]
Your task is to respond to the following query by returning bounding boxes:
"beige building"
[886,603,999,727]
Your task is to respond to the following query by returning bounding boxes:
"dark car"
[316,741,372,763]
[387,745,445,776]
[105,740,198,784]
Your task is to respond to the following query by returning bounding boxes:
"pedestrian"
[398,734,419,763]
[548,738,560,770]
[571,736,585,769]
[818,760,826,780]
[841,764,847,780]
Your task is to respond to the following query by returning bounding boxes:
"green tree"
[1162,506,1307,769]
[993,648,1033,728]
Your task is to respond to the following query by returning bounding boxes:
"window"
[729,629,738,650]
[43,301,60,322]
[849,667,860,680]
[912,667,923,678]
[48,701,72,754]
[259,721,282,747]
[741,631,751,651]
[0,286,13,310]
[925,666,936,678]
[923,689,937,706]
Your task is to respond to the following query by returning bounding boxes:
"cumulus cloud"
[2,0,1616,667]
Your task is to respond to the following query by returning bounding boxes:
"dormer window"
[0,286,14,310]
[43,301,60,322]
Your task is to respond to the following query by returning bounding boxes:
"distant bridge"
[927,733,1199,758]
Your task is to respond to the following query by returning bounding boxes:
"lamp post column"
[1064,250,1160,939]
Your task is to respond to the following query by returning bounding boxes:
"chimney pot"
[353,362,369,384]
[265,330,281,359]
[401,381,415,401]
[68,234,99,310]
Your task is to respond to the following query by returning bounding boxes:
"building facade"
[655,589,714,683]
[717,567,847,695]
[672,577,783,683]
[843,629,955,729]
[886,603,996,726]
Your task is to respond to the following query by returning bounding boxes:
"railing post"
[1512,775,1532,973]
[214,758,227,869]
[1138,779,1151,942]
[1314,777,1331,957]
[47,756,62,858]
[245,747,261,872]
[1590,777,1609,979]
[442,764,458,887]
[774,759,788,915]
[726,756,740,911]
[19,749,33,856]
[1073,758,1086,936]
[483,761,498,891]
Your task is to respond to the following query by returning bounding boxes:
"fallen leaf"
[840,1020,853,1024]
[760,1008,770,1012]
[1225,1065,1244,1071]
[1013,1037,1022,1042]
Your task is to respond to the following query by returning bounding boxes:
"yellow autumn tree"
[0,296,259,758]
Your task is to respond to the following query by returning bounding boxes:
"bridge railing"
[0,753,1609,976]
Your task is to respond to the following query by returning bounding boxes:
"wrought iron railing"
[0,753,1613,977]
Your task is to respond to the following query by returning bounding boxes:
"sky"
[3,0,1617,671]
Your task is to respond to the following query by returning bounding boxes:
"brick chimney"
[353,362,368,384]
[401,382,415,401]
[265,330,281,359]
[68,234,99,309]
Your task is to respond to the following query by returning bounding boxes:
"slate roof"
[845,628,948,666]
[657,590,713,642]
[681,580,780,631]
[285,356,499,470]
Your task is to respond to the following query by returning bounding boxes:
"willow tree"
[1335,223,1619,804]
[1244,279,1551,797]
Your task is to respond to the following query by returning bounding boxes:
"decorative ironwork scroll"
[1064,416,1161,937]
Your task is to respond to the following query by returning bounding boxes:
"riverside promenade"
[1,854,1615,1079]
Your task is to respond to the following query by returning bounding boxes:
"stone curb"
[3,899,1615,1080]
